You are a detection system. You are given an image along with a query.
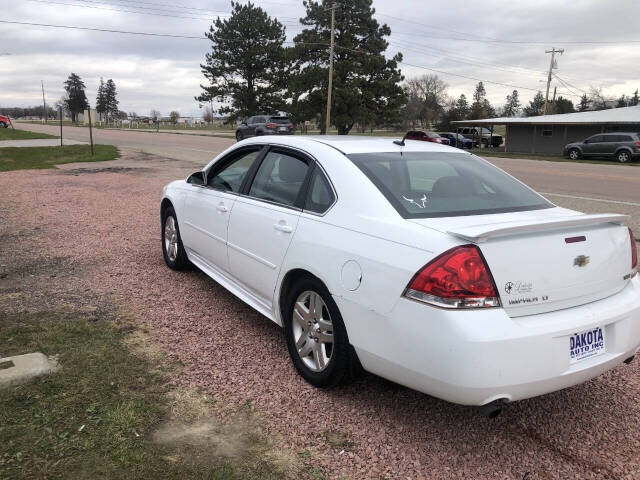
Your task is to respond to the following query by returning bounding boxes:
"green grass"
[0,144,119,172]
[0,311,305,480]
[0,129,58,140]
[478,150,640,166]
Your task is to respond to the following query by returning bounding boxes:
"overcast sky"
[2,0,639,117]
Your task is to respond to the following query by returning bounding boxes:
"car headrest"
[431,175,474,198]
[278,157,307,183]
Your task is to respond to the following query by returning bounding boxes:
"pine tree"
[63,73,89,124]
[502,90,520,117]
[455,94,470,119]
[578,93,590,112]
[523,91,545,117]
[290,0,406,134]
[196,1,288,122]
[96,77,107,122]
[470,82,494,119]
[630,89,639,106]
[104,79,119,123]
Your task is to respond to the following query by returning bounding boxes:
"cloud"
[1,0,639,117]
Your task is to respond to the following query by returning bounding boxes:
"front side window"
[248,150,309,207]
[348,152,553,218]
[208,149,261,192]
[589,135,604,143]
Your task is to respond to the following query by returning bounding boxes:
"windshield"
[348,152,553,218]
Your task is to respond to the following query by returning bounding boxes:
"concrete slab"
[0,139,87,148]
[0,352,59,387]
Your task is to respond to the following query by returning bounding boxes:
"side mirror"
[583,139,589,144]
[187,171,205,186]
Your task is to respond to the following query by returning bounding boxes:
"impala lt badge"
[574,255,590,267]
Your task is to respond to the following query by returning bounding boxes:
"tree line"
[197,0,639,133]
[58,73,122,124]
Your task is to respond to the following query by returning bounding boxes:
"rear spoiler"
[447,213,629,243]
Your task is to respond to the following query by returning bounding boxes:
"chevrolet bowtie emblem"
[573,255,590,267]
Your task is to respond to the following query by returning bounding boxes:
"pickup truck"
[0,115,10,128]
[458,127,503,147]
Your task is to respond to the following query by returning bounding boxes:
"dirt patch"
[61,166,153,175]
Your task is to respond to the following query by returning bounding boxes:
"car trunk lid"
[410,210,632,317]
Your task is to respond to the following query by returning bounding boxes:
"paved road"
[15,123,640,204]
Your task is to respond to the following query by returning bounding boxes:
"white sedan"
[161,136,639,411]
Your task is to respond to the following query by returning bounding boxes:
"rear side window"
[304,168,335,214]
[348,152,552,218]
[248,151,309,207]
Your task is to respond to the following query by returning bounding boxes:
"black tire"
[568,148,581,160]
[616,150,632,163]
[235,131,243,142]
[161,206,190,270]
[283,275,354,388]
[0,122,7,128]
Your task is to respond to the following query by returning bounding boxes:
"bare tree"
[202,105,214,124]
[150,109,161,122]
[588,86,611,110]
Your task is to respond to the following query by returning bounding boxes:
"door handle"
[216,203,228,213]
[273,222,293,233]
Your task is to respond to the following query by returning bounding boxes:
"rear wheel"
[617,150,631,163]
[283,276,353,387]
[568,148,581,160]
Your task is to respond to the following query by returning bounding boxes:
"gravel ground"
[2,149,640,479]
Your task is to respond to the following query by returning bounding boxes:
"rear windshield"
[270,116,290,124]
[348,152,553,218]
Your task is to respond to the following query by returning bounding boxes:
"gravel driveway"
[3,149,639,480]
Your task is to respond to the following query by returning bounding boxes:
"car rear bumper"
[337,276,640,406]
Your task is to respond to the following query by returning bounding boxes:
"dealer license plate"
[278,126,287,131]
[569,326,605,364]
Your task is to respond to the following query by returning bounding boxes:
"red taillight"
[635,141,640,147]
[404,245,501,308]
[289,123,294,129]
[266,122,277,128]
[630,228,638,273]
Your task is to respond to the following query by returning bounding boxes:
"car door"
[227,147,312,307]
[180,146,265,272]
[582,135,604,156]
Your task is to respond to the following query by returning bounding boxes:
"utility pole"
[41,80,47,123]
[325,3,336,135]
[543,48,563,115]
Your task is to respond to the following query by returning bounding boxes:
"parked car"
[563,132,640,163]
[459,127,503,147]
[404,130,450,145]
[437,132,475,149]
[161,136,639,414]
[236,115,294,141]
[0,115,10,128]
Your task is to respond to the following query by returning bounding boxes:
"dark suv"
[236,115,294,141]
[563,132,640,163]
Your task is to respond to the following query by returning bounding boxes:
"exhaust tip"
[477,398,508,418]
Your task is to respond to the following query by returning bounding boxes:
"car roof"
[240,135,457,154]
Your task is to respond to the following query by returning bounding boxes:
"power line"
[554,73,588,95]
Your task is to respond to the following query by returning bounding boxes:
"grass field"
[0,144,118,171]
[0,310,302,480]
[0,129,58,140]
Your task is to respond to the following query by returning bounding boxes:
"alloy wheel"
[618,151,630,163]
[291,290,334,372]
[164,215,178,262]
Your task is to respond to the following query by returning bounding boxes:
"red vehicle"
[0,115,10,128]
[404,130,450,145]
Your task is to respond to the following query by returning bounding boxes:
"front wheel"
[568,148,581,160]
[0,122,7,128]
[161,207,190,270]
[617,150,631,163]
[283,276,353,387]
